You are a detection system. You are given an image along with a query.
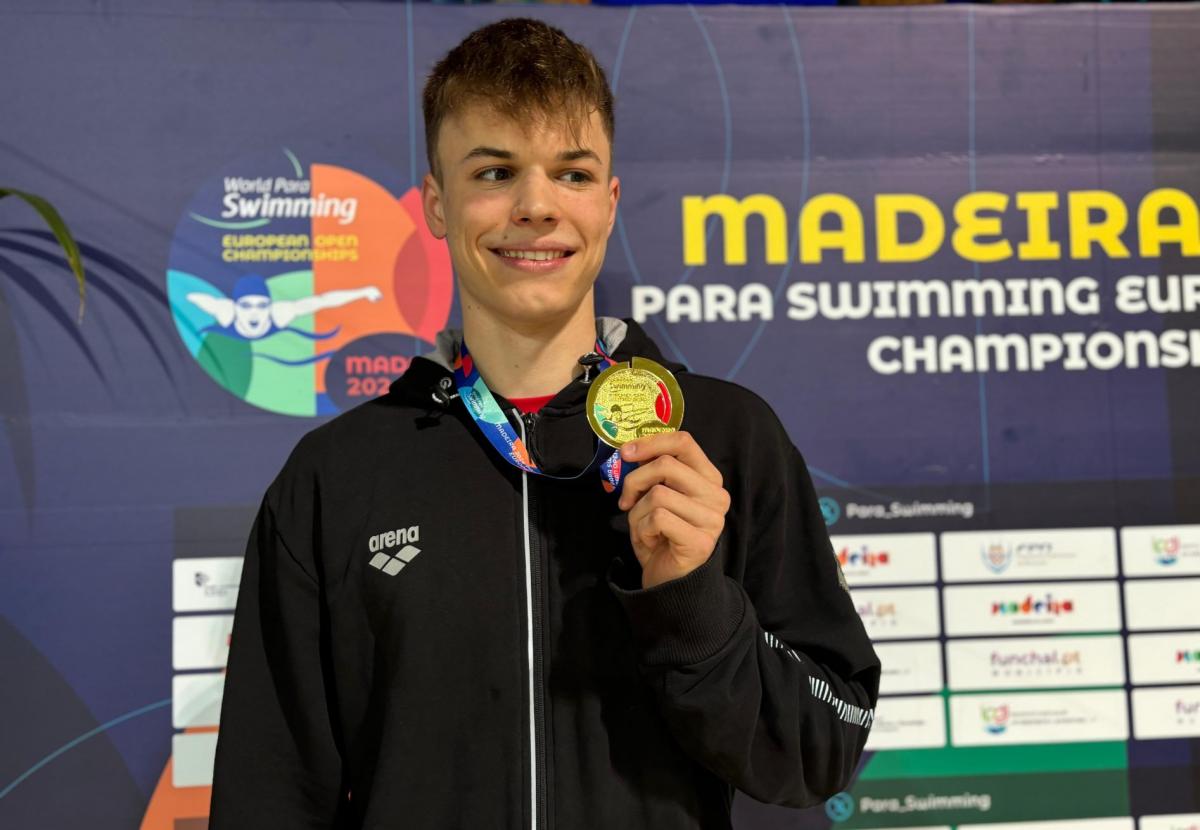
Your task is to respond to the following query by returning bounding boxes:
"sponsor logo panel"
[940,527,1117,583]
[943,581,1120,637]
[172,614,234,671]
[1131,686,1200,739]
[1125,579,1200,631]
[172,672,225,729]
[962,820,1134,830]
[171,732,219,788]
[864,695,947,751]
[947,635,1125,691]
[850,587,942,641]
[875,641,945,695]
[827,532,937,586]
[1128,631,1200,685]
[1139,814,1200,830]
[949,689,1128,746]
[1121,525,1200,576]
[173,557,243,612]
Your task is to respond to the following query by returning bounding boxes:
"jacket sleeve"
[209,474,347,828]
[607,395,880,808]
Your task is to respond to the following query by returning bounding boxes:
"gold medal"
[586,357,685,448]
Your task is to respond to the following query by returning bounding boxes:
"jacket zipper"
[517,412,549,830]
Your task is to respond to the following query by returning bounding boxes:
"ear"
[421,172,447,239]
[606,175,621,238]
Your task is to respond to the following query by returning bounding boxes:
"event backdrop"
[2,1,1198,828]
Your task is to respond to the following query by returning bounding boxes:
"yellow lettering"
[1138,188,1200,258]
[799,194,864,264]
[952,192,1012,263]
[1015,191,1061,260]
[875,194,945,263]
[681,194,787,266]
[1068,191,1130,259]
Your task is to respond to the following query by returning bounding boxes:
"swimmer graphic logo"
[167,148,453,416]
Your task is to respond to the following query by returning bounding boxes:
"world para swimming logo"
[166,147,453,416]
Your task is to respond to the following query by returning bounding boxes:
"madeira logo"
[167,147,453,416]
[837,545,890,569]
[991,593,1074,617]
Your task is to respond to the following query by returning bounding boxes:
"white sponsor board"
[851,587,941,641]
[940,527,1117,583]
[173,556,243,612]
[947,635,1125,691]
[962,820,1133,830]
[1132,686,1200,740]
[828,532,937,586]
[1140,814,1200,830]
[864,694,946,751]
[1126,579,1200,631]
[876,641,944,695]
[172,731,218,788]
[949,689,1128,746]
[173,614,234,671]
[943,581,1121,637]
[1129,632,1200,686]
[1122,525,1200,577]
[172,672,225,729]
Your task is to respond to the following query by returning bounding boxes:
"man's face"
[233,294,272,338]
[421,103,619,330]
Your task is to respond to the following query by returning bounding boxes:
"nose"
[511,170,559,227]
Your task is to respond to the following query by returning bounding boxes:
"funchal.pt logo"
[167,148,453,416]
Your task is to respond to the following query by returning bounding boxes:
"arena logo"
[991,593,1074,616]
[980,704,1010,735]
[166,147,453,417]
[837,545,890,569]
[1178,649,1200,664]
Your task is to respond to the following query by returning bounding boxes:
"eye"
[561,170,593,185]
[477,167,512,183]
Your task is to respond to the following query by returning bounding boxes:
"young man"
[210,18,879,830]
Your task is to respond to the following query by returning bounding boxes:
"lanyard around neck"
[452,339,635,494]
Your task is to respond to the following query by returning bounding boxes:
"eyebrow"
[460,146,602,165]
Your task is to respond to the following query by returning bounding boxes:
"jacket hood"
[389,317,685,415]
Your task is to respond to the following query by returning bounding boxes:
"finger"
[620,431,722,486]
[618,454,727,512]
[634,505,715,556]
[627,483,725,539]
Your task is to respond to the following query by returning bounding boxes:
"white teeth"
[496,249,568,261]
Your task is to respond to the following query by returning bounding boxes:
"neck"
[461,299,598,400]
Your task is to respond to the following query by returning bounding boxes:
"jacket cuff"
[607,552,747,667]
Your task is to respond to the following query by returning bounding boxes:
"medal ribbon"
[453,339,634,494]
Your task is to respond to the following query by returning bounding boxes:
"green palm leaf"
[0,188,86,321]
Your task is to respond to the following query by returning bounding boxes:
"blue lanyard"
[453,339,634,494]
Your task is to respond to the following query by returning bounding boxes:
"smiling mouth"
[491,249,575,262]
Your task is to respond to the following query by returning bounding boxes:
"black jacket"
[210,318,880,830]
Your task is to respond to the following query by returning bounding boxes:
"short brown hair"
[422,18,615,180]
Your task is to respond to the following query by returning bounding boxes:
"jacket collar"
[390,317,685,416]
